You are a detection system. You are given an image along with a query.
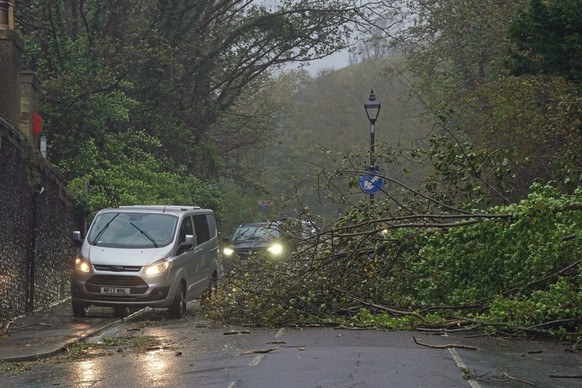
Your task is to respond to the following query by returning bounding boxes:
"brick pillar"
[0,28,23,127]
[20,71,41,144]
[0,0,15,29]
[0,0,9,28]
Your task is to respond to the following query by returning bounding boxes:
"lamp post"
[364,89,381,203]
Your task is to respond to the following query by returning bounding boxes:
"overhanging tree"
[14,0,382,215]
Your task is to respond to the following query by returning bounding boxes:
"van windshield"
[88,212,178,248]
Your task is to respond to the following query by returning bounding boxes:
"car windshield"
[87,212,178,248]
[232,225,281,242]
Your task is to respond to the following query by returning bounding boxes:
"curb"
[0,307,150,363]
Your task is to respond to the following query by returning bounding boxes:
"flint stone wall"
[0,117,77,319]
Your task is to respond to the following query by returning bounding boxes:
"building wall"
[0,118,77,319]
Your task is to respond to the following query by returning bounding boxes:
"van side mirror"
[72,231,83,247]
[177,234,196,255]
[185,234,196,246]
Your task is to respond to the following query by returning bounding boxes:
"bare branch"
[412,336,479,350]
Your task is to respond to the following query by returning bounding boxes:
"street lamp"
[364,89,381,203]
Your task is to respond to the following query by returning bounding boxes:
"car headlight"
[268,243,283,255]
[145,259,172,275]
[223,247,234,256]
[75,257,91,273]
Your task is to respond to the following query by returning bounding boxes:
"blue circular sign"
[360,174,384,194]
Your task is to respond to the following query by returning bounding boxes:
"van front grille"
[94,265,141,272]
[87,275,147,287]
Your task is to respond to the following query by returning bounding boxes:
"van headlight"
[268,243,283,256]
[145,259,172,275]
[223,247,234,256]
[75,257,91,273]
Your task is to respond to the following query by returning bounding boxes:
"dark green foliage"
[66,129,223,219]
[486,278,581,333]
[409,184,582,306]
[508,0,582,84]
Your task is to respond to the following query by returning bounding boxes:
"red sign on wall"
[32,113,43,135]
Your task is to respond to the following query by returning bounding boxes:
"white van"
[71,205,219,318]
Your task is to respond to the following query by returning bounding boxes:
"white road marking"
[249,354,265,366]
[248,328,284,367]
[449,348,481,388]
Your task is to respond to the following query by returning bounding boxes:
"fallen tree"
[203,184,582,343]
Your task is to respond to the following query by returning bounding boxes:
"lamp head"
[364,89,381,123]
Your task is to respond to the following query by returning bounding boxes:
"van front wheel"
[168,282,186,319]
[72,301,88,318]
[113,307,129,318]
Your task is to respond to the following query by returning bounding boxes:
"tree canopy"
[15,0,374,218]
[508,0,582,84]
[380,0,582,202]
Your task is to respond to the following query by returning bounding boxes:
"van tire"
[113,307,129,318]
[168,282,186,319]
[72,301,88,318]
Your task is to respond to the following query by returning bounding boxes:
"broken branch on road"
[244,348,278,354]
[502,371,536,386]
[412,336,479,350]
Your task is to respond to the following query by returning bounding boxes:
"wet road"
[1,302,580,387]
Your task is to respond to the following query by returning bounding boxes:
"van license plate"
[101,287,130,294]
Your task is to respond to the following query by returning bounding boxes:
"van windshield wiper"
[130,222,159,248]
[91,213,119,245]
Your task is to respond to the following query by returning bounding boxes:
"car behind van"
[222,222,286,260]
[71,205,220,318]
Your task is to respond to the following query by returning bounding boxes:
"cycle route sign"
[359,172,384,194]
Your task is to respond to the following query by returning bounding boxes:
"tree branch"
[335,288,426,322]
[412,336,478,350]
